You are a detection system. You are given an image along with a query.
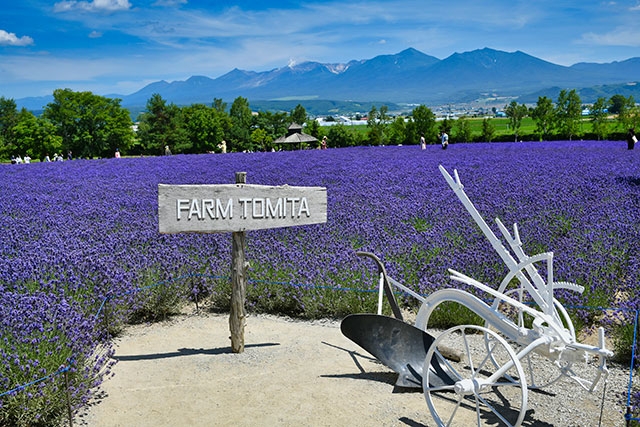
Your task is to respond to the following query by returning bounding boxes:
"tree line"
[0,88,637,161]
[503,90,638,142]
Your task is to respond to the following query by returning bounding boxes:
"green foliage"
[4,85,640,162]
[0,340,73,427]
[530,96,555,140]
[612,319,636,364]
[136,94,188,156]
[591,97,609,140]
[554,89,583,140]
[387,116,408,145]
[608,94,627,114]
[304,118,323,140]
[366,105,389,145]
[327,123,358,147]
[0,97,19,158]
[128,271,188,323]
[454,116,472,142]
[289,104,307,127]
[504,100,528,141]
[43,89,135,158]
[254,110,289,151]
[181,103,230,154]
[616,95,638,132]
[411,104,438,144]
[12,110,62,161]
[229,96,253,152]
[426,301,484,329]
[480,117,496,142]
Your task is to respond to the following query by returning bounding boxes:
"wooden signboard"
[158,183,327,233]
[158,174,327,353]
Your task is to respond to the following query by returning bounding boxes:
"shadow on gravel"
[113,342,280,361]
[398,406,555,427]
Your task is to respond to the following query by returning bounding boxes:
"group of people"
[420,131,449,150]
[10,151,71,163]
[45,151,72,162]
[10,155,30,164]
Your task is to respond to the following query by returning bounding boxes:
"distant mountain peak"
[13,47,640,111]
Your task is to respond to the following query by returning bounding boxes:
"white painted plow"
[341,166,612,427]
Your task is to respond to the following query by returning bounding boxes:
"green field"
[347,116,624,143]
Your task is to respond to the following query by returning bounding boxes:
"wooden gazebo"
[273,123,317,150]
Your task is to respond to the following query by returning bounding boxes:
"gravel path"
[79,311,631,426]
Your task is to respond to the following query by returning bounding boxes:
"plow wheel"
[423,325,528,427]
[485,288,571,389]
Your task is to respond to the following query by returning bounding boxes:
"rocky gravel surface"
[80,312,632,426]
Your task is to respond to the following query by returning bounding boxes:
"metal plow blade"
[341,314,455,389]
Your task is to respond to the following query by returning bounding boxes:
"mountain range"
[16,47,640,113]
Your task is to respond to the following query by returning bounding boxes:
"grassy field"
[344,116,624,142]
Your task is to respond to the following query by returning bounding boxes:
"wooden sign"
[158,183,327,233]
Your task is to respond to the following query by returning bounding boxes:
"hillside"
[15,47,640,114]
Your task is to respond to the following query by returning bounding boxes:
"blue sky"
[1,0,640,99]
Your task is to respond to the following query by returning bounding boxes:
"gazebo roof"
[273,122,318,147]
[273,132,318,144]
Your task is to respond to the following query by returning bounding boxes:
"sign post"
[158,173,327,353]
[230,172,247,353]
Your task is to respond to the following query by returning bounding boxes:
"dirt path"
[78,310,628,426]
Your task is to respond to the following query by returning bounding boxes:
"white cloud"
[581,27,640,47]
[153,0,188,6]
[53,0,132,13]
[0,30,34,46]
[89,30,103,38]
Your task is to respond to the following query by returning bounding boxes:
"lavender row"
[1,140,638,421]
[2,141,639,311]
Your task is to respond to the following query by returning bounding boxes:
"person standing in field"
[164,145,172,155]
[420,134,426,149]
[628,128,637,150]
[321,136,328,150]
[441,131,449,149]
[115,148,121,158]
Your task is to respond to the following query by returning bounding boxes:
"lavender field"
[1,140,639,424]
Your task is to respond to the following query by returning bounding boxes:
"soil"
[78,309,629,426]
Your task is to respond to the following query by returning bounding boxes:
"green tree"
[616,95,637,132]
[182,103,229,154]
[411,105,437,144]
[304,118,322,140]
[481,118,496,142]
[504,101,528,141]
[590,97,609,140]
[212,98,227,113]
[43,89,134,158]
[13,109,62,161]
[609,94,627,115]
[0,97,18,158]
[327,124,357,147]
[229,96,253,152]
[454,117,472,142]
[136,94,187,155]
[530,96,555,141]
[554,89,582,140]
[254,110,288,143]
[251,128,270,152]
[290,104,307,127]
[387,116,407,145]
[366,105,389,146]
[439,118,452,137]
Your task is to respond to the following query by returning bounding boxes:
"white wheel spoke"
[424,325,527,427]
